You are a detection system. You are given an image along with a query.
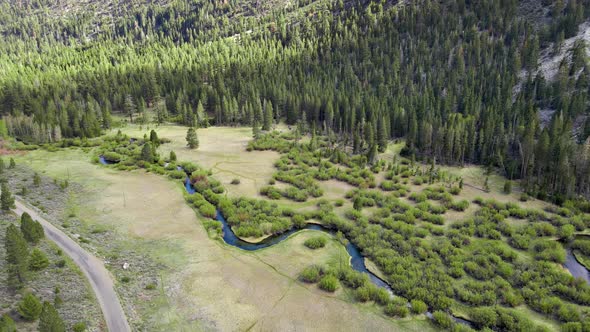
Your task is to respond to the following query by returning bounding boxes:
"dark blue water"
[184,177,196,194]
[565,249,590,283]
[213,211,395,294]
[178,172,394,293]
[99,156,116,165]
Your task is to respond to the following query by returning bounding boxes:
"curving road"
[12,198,131,332]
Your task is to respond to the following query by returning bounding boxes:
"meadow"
[11,133,433,331]
[9,124,590,331]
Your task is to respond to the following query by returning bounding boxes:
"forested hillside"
[1,0,590,202]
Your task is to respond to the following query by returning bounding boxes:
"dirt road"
[13,198,131,332]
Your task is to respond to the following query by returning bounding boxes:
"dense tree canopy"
[1,1,590,201]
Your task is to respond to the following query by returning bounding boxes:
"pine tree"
[20,212,44,244]
[38,301,65,332]
[504,180,512,194]
[263,99,273,131]
[252,121,261,139]
[9,158,15,169]
[196,100,205,127]
[1,182,14,211]
[53,286,62,308]
[186,127,199,149]
[33,172,41,187]
[377,116,388,152]
[5,224,29,287]
[124,95,137,122]
[149,130,159,146]
[367,144,378,164]
[156,103,168,124]
[29,248,49,271]
[17,293,42,321]
[0,314,16,332]
[141,143,154,162]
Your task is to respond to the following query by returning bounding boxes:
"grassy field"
[114,124,280,198]
[10,125,574,331]
[12,146,433,331]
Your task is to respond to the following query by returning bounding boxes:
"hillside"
[1,1,590,197]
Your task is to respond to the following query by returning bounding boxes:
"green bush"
[73,322,87,332]
[304,236,327,249]
[199,203,217,219]
[318,275,339,292]
[299,265,323,283]
[450,200,470,212]
[410,299,428,314]
[0,314,16,332]
[102,152,122,163]
[432,311,453,329]
[450,186,461,195]
[18,293,42,321]
[354,286,373,302]
[55,259,66,268]
[29,248,49,271]
[384,303,409,317]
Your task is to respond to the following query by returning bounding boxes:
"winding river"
[182,175,477,327]
[183,177,394,293]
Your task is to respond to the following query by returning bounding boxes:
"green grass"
[12,145,427,331]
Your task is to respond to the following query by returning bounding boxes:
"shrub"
[102,152,122,163]
[471,307,498,329]
[410,299,428,314]
[299,265,323,283]
[509,207,528,219]
[167,170,186,179]
[432,311,453,329]
[199,203,217,219]
[354,286,373,302]
[73,322,88,332]
[0,314,16,332]
[145,283,157,290]
[29,248,49,270]
[121,276,131,283]
[304,236,327,249]
[338,268,369,289]
[38,301,65,332]
[231,178,241,185]
[531,240,566,263]
[503,180,512,194]
[318,275,339,292]
[372,288,391,305]
[409,192,427,202]
[450,200,470,212]
[384,303,409,317]
[18,293,42,321]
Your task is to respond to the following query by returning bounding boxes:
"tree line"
[1,0,590,201]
